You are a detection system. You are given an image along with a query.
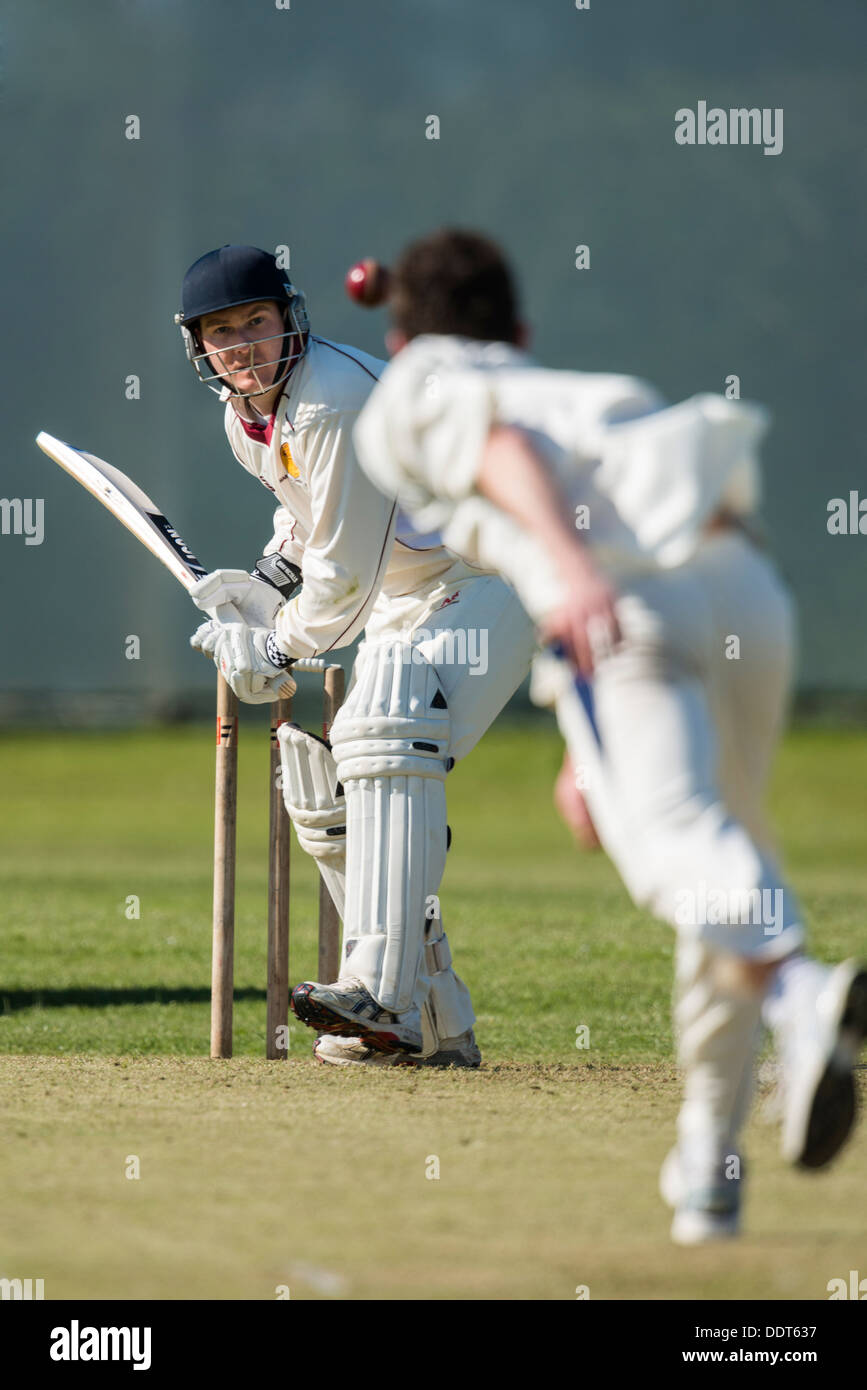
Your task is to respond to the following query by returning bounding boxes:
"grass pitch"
[0,721,865,1299]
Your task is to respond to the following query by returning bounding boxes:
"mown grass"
[0,723,864,1298]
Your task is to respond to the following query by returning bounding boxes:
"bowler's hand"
[540,553,621,677]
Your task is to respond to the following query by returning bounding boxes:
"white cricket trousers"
[552,531,804,962]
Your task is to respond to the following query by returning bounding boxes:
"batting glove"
[190,618,221,657]
[213,622,297,704]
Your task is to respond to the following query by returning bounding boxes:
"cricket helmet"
[175,244,310,398]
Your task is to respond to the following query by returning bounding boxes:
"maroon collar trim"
[232,376,292,446]
[237,412,276,446]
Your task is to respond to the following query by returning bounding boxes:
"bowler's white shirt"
[353,334,767,620]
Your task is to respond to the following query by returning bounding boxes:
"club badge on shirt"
[280,442,300,479]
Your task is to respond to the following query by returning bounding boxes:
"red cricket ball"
[345,258,391,307]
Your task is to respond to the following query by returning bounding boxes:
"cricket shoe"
[313,1029,482,1069]
[777,959,867,1169]
[291,977,423,1056]
[422,1030,482,1068]
[659,1146,744,1245]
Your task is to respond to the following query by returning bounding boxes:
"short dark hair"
[390,229,521,344]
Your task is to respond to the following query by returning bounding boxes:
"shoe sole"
[790,966,867,1170]
[291,983,422,1056]
[312,1045,478,1069]
[313,1044,418,1069]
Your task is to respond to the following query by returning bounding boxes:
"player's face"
[198,301,287,395]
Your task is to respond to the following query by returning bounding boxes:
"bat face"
[36,432,208,590]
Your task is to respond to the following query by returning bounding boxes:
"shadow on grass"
[0,987,266,1010]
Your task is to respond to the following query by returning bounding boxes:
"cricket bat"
[35,431,295,697]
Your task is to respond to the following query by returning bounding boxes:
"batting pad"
[278,723,346,922]
[331,642,450,1014]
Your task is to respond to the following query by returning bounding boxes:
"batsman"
[176,244,536,1067]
